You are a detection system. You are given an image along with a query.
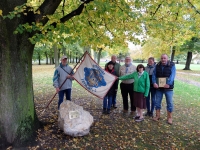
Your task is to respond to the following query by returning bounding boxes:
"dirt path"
[176,71,200,87]
[177,71,200,76]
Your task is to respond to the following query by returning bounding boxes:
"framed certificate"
[69,111,80,119]
[157,78,167,87]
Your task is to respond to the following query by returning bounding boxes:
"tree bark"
[0,0,94,146]
[183,52,192,70]
[0,15,40,146]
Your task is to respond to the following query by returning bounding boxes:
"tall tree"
[0,0,143,146]
[0,0,95,146]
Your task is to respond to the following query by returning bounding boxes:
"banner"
[73,52,117,99]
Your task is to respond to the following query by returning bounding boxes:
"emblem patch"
[84,67,106,88]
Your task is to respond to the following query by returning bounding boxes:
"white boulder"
[58,100,94,137]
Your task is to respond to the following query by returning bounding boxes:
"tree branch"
[151,3,162,17]
[51,0,94,28]
[187,0,200,14]
[35,0,62,24]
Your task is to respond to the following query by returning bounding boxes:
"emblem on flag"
[73,52,117,99]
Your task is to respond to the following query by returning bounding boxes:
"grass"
[29,64,200,149]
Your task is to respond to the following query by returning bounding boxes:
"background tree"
[180,37,200,70]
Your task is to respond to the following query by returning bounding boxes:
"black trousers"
[120,82,136,111]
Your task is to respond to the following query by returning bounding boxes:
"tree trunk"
[54,44,59,67]
[63,46,66,55]
[0,14,39,146]
[76,51,78,63]
[170,46,176,62]
[45,51,48,64]
[183,52,192,70]
[38,52,41,65]
[97,48,102,65]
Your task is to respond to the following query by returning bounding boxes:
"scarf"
[125,63,132,73]
[138,71,144,78]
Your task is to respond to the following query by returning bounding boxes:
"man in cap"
[53,55,74,109]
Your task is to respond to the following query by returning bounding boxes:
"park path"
[175,71,200,87]
[176,71,200,76]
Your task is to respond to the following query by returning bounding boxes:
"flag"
[73,52,117,99]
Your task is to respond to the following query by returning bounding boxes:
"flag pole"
[40,51,87,115]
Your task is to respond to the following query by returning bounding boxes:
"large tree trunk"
[183,52,192,70]
[170,46,176,62]
[0,12,39,146]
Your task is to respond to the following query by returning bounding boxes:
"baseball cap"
[61,55,67,60]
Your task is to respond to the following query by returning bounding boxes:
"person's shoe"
[149,112,153,117]
[153,109,160,121]
[135,118,144,122]
[107,109,111,114]
[145,111,150,116]
[134,116,140,119]
[130,111,136,115]
[122,109,128,113]
[113,104,117,109]
[102,108,107,114]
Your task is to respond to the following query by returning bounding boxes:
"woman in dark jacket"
[103,61,118,114]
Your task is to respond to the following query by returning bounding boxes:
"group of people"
[53,53,176,125]
[103,54,176,124]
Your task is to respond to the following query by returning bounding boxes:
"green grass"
[31,64,200,150]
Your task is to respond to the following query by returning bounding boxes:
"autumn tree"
[0,0,144,146]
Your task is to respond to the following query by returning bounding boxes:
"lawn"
[28,64,200,149]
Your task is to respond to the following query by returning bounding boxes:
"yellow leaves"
[0,10,2,16]
[95,134,99,137]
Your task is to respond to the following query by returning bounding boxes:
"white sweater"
[119,64,136,84]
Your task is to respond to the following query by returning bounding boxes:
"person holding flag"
[53,55,74,109]
[103,61,118,114]
[105,55,120,108]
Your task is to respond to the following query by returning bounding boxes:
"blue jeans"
[58,89,71,109]
[112,92,117,106]
[146,88,156,113]
[103,95,112,110]
[155,90,174,112]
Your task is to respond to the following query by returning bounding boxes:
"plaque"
[69,111,80,119]
[157,78,167,87]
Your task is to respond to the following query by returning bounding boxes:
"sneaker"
[130,111,136,115]
[102,108,107,114]
[122,110,128,113]
[135,118,144,122]
[107,109,111,114]
[149,112,153,117]
[113,104,117,109]
[134,116,140,119]
[144,112,150,116]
